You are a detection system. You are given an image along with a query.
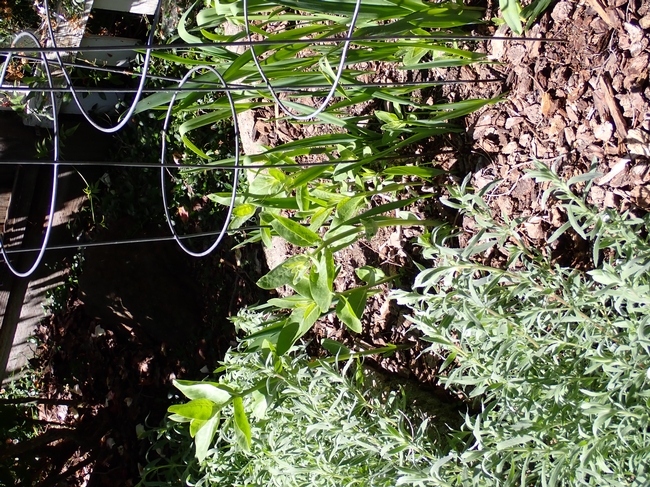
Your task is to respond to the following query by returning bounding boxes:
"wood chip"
[599,76,628,139]
[593,121,614,142]
[627,129,650,157]
[597,158,629,186]
[585,0,621,29]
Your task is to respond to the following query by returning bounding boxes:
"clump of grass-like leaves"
[133,0,501,347]
[393,161,650,486]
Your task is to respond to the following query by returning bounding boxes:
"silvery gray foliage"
[393,162,650,486]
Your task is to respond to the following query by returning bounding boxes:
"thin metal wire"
[42,0,163,134]
[160,65,241,258]
[244,0,362,121]
[2,225,271,255]
[0,2,563,272]
[0,78,504,94]
[0,150,453,170]
[8,54,183,83]
[0,32,60,278]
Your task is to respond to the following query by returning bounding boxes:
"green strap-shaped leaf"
[270,214,322,247]
[322,338,352,355]
[296,185,310,212]
[382,166,446,178]
[499,0,523,34]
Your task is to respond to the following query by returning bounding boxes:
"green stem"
[337,275,395,296]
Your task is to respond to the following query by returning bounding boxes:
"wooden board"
[93,0,158,15]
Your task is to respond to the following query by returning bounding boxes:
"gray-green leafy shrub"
[138,328,452,487]
[393,162,650,486]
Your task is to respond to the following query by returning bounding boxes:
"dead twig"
[599,75,628,139]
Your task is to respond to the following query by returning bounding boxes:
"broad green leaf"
[173,380,231,405]
[270,214,322,247]
[310,249,334,313]
[356,266,386,286]
[363,218,379,239]
[194,412,220,462]
[257,255,310,289]
[276,321,301,356]
[297,302,321,336]
[309,207,334,232]
[333,196,366,228]
[168,413,191,423]
[276,303,321,355]
[249,390,268,420]
[168,399,216,420]
[233,396,252,452]
[190,418,206,438]
[290,277,313,299]
[336,295,362,333]
[375,110,400,124]
[233,203,257,218]
[347,288,368,318]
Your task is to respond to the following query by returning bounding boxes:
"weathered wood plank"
[93,0,158,15]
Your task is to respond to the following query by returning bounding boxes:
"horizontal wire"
[0,225,270,256]
[0,34,566,54]
[10,54,183,83]
[1,78,503,93]
[9,54,506,92]
[0,152,444,170]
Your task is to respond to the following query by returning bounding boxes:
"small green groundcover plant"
[140,162,649,486]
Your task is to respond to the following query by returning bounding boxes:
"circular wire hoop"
[0,32,60,278]
[242,0,362,121]
[42,0,163,134]
[160,65,241,258]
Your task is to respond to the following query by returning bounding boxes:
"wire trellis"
[0,0,559,277]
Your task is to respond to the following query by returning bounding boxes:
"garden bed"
[2,0,649,485]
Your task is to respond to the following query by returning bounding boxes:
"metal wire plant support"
[0,0,561,277]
